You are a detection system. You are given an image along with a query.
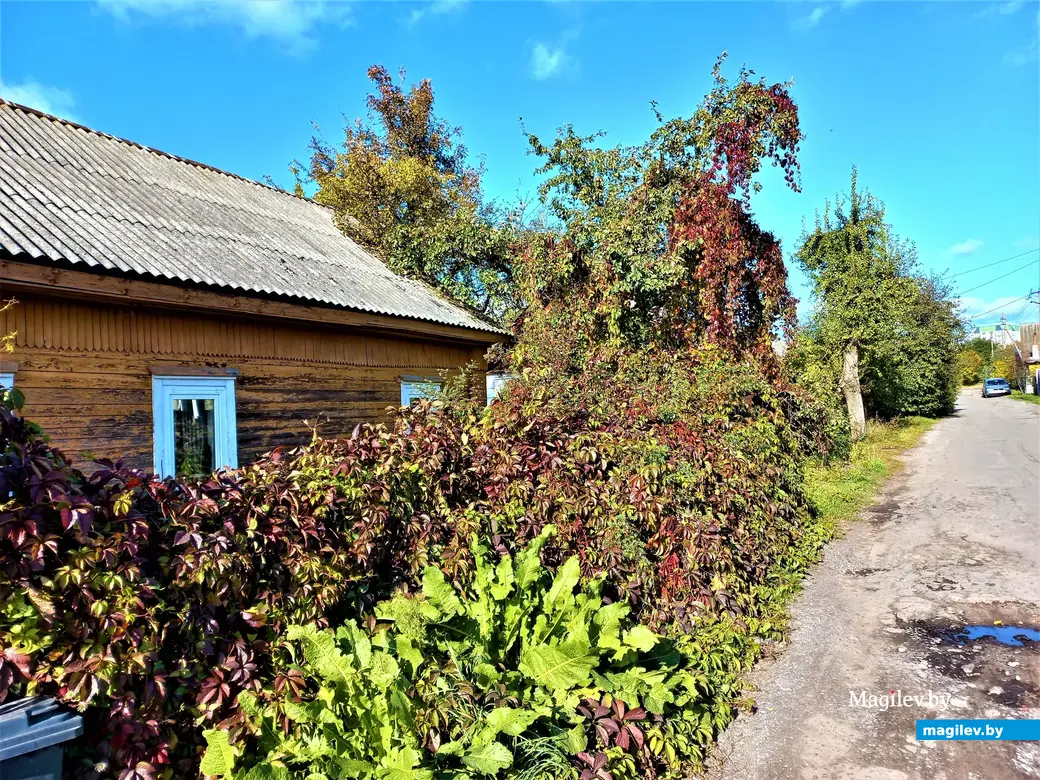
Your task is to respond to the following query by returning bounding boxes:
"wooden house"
[0,100,506,476]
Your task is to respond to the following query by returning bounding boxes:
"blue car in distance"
[982,377,1011,398]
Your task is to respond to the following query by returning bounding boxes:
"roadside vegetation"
[0,59,964,780]
[957,336,1033,392]
[1010,390,1040,406]
[803,417,937,528]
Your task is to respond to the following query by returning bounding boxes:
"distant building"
[968,323,1020,346]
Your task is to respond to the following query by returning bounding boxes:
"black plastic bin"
[0,697,83,780]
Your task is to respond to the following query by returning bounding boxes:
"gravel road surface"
[712,390,1040,780]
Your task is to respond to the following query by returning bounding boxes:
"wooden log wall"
[1,293,489,470]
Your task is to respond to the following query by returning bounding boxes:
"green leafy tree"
[858,275,961,418]
[308,66,520,322]
[795,169,932,435]
[514,55,803,375]
[957,348,983,385]
[961,336,994,364]
[960,335,1001,378]
[990,343,1029,388]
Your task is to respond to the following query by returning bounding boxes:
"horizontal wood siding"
[3,294,487,470]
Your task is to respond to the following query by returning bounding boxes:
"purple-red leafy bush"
[0,348,831,778]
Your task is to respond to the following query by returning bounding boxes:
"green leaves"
[200,729,236,778]
[367,652,400,688]
[286,625,356,687]
[543,556,580,617]
[622,625,659,654]
[461,742,512,775]
[421,567,464,618]
[485,707,540,738]
[221,530,703,780]
[309,65,518,322]
[519,640,597,691]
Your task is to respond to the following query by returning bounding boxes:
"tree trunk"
[840,343,867,440]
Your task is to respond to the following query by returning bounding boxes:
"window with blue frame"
[152,375,237,478]
[400,376,443,407]
[0,373,13,391]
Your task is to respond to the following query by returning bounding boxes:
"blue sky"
[2,0,1038,325]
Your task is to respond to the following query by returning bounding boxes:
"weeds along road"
[712,389,1040,780]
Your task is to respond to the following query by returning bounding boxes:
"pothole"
[898,612,1040,710]
[942,625,1040,647]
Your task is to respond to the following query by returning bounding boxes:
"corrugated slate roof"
[0,99,504,336]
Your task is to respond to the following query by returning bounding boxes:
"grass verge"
[1010,390,1040,406]
[803,416,938,528]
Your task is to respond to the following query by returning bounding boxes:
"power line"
[968,293,1033,321]
[1008,298,1034,321]
[949,247,1039,278]
[958,257,1040,295]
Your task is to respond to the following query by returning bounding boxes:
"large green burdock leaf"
[543,556,580,616]
[519,639,596,691]
[622,624,659,653]
[199,729,236,778]
[395,635,423,675]
[485,706,540,737]
[490,555,515,600]
[421,567,464,617]
[462,742,513,775]
[380,747,433,780]
[242,765,289,780]
[515,526,555,591]
[287,625,356,686]
[592,601,628,652]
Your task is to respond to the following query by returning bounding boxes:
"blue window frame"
[485,372,514,405]
[152,376,237,478]
[0,373,13,391]
[400,377,442,407]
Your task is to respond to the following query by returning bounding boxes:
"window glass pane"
[173,398,216,476]
[401,381,442,406]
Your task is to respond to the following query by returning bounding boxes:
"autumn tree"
[956,347,983,385]
[514,55,802,376]
[308,66,520,321]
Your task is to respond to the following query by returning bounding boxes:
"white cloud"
[1004,39,1039,66]
[793,5,828,31]
[1015,237,1040,250]
[979,0,1024,16]
[948,238,984,256]
[0,80,78,121]
[530,42,571,80]
[403,0,466,29]
[793,1,862,32]
[96,0,352,52]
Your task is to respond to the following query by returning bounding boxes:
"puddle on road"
[923,623,1040,647]
[951,626,1040,646]
[901,612,1040,710]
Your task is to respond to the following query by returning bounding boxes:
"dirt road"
[713,390,1040,780]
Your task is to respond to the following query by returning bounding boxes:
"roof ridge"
[0,97,318,207]
[0,98,508,337]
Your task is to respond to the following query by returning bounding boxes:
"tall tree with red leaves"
[515,55,802,375]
